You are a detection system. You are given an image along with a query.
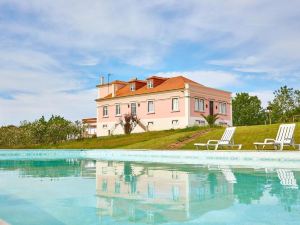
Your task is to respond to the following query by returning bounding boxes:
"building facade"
[82,118,97,137]
[95,75,232,137]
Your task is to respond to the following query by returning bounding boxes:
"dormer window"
[130,83,135,91]
[147,80,153,88]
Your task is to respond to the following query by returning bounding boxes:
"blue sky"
[1,0,300,125]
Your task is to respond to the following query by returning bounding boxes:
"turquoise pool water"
[0,151,300,225]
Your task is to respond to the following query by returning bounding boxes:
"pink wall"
[97,90,185,123]
[98,84,113,99]
[96,83,232,125]
[189,84,232,121]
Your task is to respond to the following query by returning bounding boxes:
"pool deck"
[1,149,300,169]
[85,150,300,169]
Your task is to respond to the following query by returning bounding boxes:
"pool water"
[0,153,300,224]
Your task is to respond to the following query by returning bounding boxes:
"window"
[131,102,137,115]
[147,80,153,88]
[147,183,155,199]
[219,102,227,114]
[102,167,107,174]
[172,98,179,111]
[194,98,205,112]
[172,171,179,179]
[147,210,154,224]
[115,181,121,193]
[115,104,121,116]
[195,120,205,126]
[172,120,179,126]
[172,186,180,201]
[196,187,206,200]
[219,121,228,126]
[148,122,154,126]
[102,124,108,129]
[130,83,135,91]
[103,105,108,117]
[102,180,107,192]
[147,100,154,113]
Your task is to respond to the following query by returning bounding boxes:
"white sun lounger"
[254,124,296,151]
[194,127,242,150]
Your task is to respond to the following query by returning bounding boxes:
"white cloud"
[249,90,274,108]
[0,89,96,125]
[154,70,240,89]
[1,0,300,72]
[1,0,300,125]
[0,48,96,125]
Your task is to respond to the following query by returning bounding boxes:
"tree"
[0,115,85,147]
[268,86,295,122]
[123,114,138,134]
[202,114,219,127]
[232,93,266,126]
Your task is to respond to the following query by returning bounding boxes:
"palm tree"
[202,114,219,127]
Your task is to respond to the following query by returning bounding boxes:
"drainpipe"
[230,97,233,126]
[184,83,190,127]
[112,84,116,97]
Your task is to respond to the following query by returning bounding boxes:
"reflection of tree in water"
[124,162,132,182]
[208,173,217,196]
[234,171,300,211]
[233,173,267,204]
[0,160,82,178]
[124,162,137,194]
[269,177,299,212]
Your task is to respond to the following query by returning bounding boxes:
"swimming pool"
[0,150,300,225]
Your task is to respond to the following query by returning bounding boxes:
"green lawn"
[3,123,300,150]
[181,123,300,150]
[31,126,208,150]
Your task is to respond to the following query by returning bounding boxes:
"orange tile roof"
[82,118,97,123]
[146,75,168,80]
[97,76,204,100]
[128,79,147,83]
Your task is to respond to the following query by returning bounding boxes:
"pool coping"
[1,149,300,169]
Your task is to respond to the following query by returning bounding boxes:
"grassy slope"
[3,123,300,150]
[181,123,300,150]
[31,127,207,150]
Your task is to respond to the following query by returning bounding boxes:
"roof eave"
[95,88,185,102]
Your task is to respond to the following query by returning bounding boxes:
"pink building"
[95,75,232,136]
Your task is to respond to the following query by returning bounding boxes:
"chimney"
[130,77,138,81]
[112,84,116,97]
[100,76,105,85]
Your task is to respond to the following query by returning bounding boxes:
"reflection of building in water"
[80,160,97,178]
[96,161,234,223]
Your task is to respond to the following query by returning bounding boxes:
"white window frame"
[130,83,135,91]
[131,102,137,115]
[147,100,155,113]
[103,105,108,117]
[194,98,205,112]
[172,97,179,112]
[147,80,153,88]
[194,98,199,111]
[115,103,121,116]
[219,102,227,115]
